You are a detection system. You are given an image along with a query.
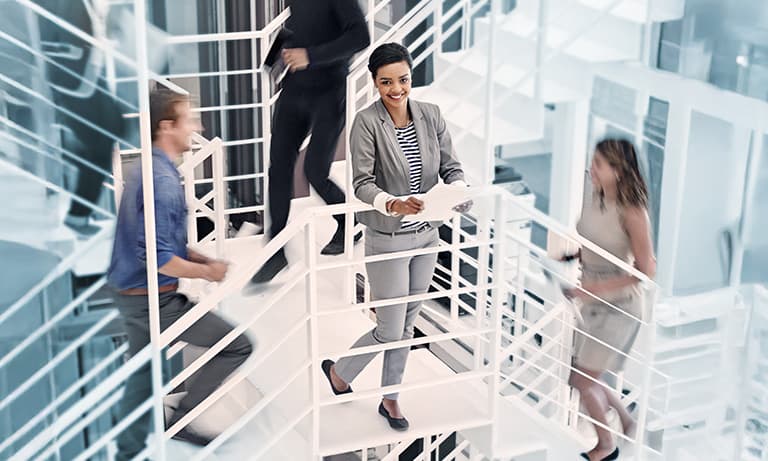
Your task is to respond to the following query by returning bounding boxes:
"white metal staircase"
[0,1,679,460]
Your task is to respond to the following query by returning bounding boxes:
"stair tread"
[463,396,593,458]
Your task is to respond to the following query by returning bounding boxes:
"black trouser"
[267,78,346,238]
[55,85,125,218]
[114,291,253,461]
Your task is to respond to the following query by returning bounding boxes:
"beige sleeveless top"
[577,184,633,274]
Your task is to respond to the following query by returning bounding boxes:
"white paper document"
[401,183,472,222]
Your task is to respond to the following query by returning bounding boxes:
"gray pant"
[115,291,253,460]
[335,227,439,400]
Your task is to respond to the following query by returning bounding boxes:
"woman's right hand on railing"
[387,197,424,216]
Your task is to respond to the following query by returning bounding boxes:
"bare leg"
[603,386,636,437]
[570,367,616,461]
[329,364,350,392]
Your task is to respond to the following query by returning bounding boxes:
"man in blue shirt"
[109,89,253,459]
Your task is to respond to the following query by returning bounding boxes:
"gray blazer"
[351,98,465,233]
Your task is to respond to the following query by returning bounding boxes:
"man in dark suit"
[251,0,371,283]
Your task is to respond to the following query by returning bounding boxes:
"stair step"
[462,396,593,460]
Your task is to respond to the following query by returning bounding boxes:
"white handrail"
[0,225,111,330]
[0,343,128,454]
[0,277,107,370]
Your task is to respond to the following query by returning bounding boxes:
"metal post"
[305,220,321,460]
[450,213,461,321]
[731,131,763,286]
[488,192,506,453]
[259,33,272,237]
[434,0,443,55]
[481,0,499,186]
[132,1,166,459]
[213,139,227,258]
[634,283,659,461]
[534,0,549,108]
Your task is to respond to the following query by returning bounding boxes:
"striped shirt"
[394,121,425,230]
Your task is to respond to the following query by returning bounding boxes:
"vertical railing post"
[344,70,357,305]
[182,151,197,245]
[260,30,272,238]
[368,0,375,43]
[434,0,443,56]
[132,0,166,459]
[634,283,659,461]
[212,138,227,258]
[305,218,321,460]
[488,191,507,453]
[450,213,461,321]
[534,0,549,131]
[481,0,499,186]
[112,144,124,208]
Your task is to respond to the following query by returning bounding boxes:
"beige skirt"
[572,275,643,373]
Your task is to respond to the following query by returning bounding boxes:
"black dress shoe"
[580,447,619,461]
[378,401,409,431]
[250,250,288,284]
[321,359,352,395]
[321,230,363,256]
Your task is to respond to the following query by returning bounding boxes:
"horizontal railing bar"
[164,268,308,389]
[320,369,492,407]
[165,313,310,438]
[0,73,137,149]
[0,343,128,454]
[0,30,138,112]
[0,310,119,412]
[30,390,124,461]
[192,172,265,185]
[253,406,313,461]
[11,346,151,460]
[0,154,114,220]
[75,394,154,461]
[15,0,184,94]
[315,238,492,271]
[317,283,493,317]
[190,360,312,461]
[0,277,107,369]
[323,327,494,364]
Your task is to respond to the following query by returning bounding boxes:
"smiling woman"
[321,42,470,432]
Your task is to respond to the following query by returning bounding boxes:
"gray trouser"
[114,291,253,461]
[334,226,439,400]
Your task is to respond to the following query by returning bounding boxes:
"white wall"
[671,111,750,295]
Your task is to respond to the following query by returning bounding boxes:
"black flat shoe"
[378,401,409,431]
[580,447,619,461]
[321,359,352,395]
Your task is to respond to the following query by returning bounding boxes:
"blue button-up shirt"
[107,148,188,290]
